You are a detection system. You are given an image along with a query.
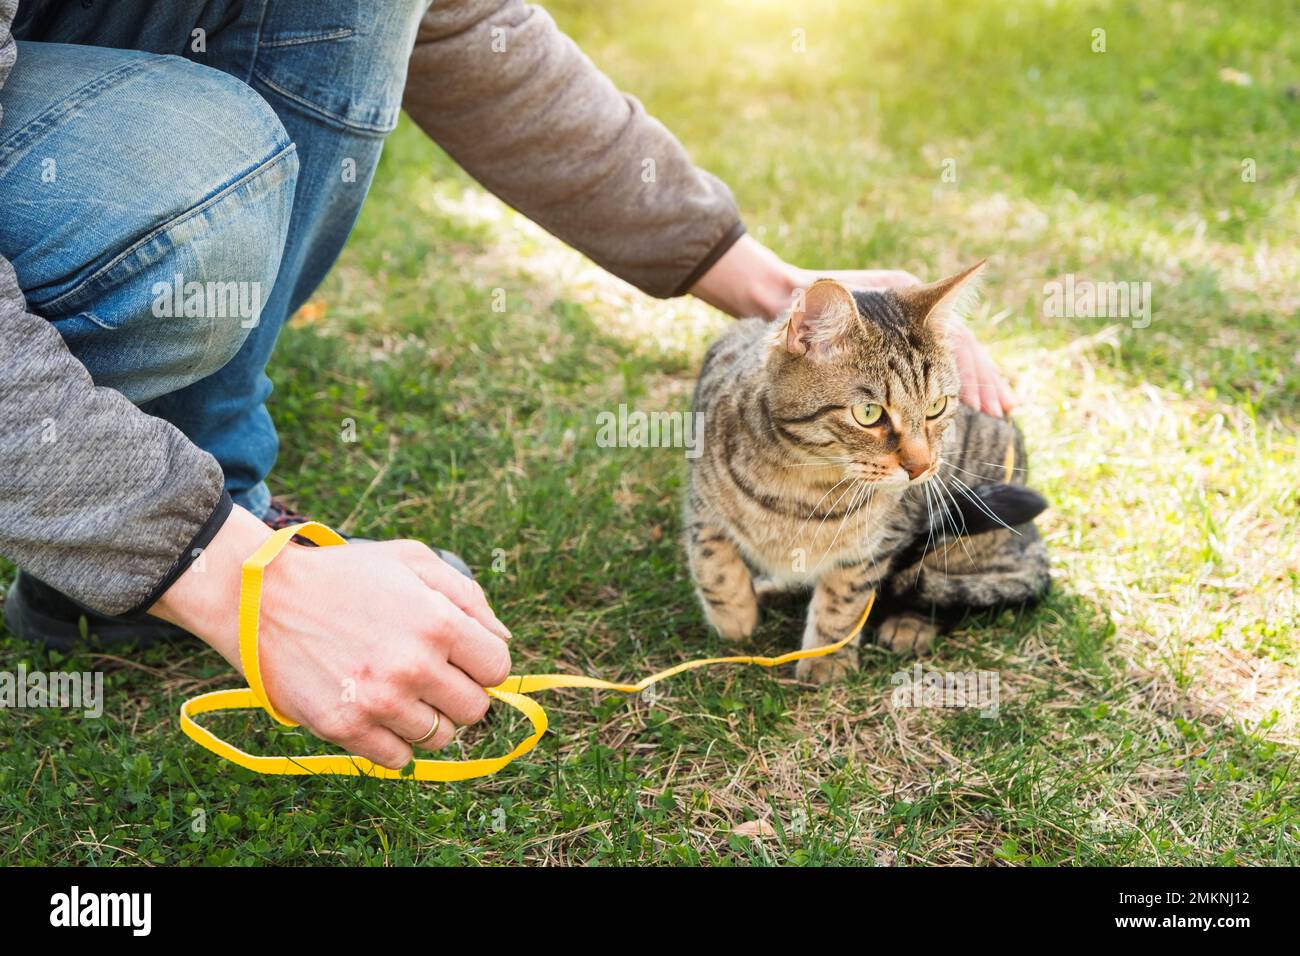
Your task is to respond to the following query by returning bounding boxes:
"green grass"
[3,0,1298,865]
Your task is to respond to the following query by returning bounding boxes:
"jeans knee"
[140,59,299,382]
[163,158,300,384]
[37,54,301,399]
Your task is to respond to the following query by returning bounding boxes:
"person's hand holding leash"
[152,506,512,770]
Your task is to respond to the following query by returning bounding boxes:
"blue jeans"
[1,0,428,517]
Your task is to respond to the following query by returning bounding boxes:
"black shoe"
[4,571,189,651]
[4,500,474,649]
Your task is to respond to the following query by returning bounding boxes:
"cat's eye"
[851,403,884,427]
[925,396,949,419]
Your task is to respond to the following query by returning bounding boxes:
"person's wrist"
[691,234,803,320]
[755,258,804,321]
[151,504,274,668]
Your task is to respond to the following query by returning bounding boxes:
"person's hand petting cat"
[690,234,1017,418]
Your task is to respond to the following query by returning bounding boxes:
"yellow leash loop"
[179,522,872,782]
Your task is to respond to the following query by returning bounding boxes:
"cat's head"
[763,262,985,485]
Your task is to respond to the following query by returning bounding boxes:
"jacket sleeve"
[0,4,230,616]
[402,0,745,298]
[0,259,231,617]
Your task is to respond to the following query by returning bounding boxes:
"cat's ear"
[895,260,986,328]
[784,279,858,357]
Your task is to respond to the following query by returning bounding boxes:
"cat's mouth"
[909,464,939,484]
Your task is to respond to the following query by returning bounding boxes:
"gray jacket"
[0,0,741,615]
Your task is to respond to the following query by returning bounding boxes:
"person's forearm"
[404,0,741,300]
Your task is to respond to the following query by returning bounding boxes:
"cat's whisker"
[928,464,960,533]
[941,460,1005,483]
[793,472,855,543]
[915,481,937,586]
[927,480,952,576]
[956,458,1027,474]
[930,478,958,575]
[817,486,856,565]
[949,476,1023,536]
[862,484,885,582]
[922,480,946,581]
[809,475,864,548]
[821,477,869,562]
[933,474,979,569]
[934,475,966,540]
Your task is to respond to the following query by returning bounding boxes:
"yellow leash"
[179,521,873,782]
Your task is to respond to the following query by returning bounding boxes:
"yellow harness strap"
[179,522,872,782]
[1002,432,1017,483]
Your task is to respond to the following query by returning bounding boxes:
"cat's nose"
[897,440,931,480]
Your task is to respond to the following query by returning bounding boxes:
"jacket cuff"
[124,490,234,618]
[670,219,747,298]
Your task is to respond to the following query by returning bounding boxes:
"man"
[0,0,1014,769]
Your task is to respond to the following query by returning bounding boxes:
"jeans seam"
[42,142,298,315]
[258,27,357,48]
[0,55,156,171]
[251,66,393,136]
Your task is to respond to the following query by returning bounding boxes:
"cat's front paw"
[796,645,859,685]
[875,614,938,656]
[703,596,759,642]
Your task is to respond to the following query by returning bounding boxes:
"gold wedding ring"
[404,711,441,745]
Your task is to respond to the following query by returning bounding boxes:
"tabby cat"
[684,264,1049,683]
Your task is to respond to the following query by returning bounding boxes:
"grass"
[3,0,1298,865]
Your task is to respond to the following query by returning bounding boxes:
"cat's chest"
[726,486,913,582]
